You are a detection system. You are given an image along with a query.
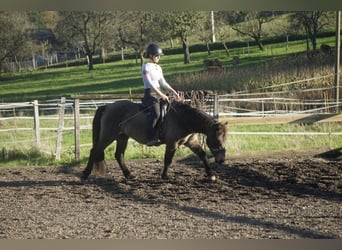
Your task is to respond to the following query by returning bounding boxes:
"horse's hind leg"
[115,134,134,179]
[82,148,95,180]
[82,149,94,180]
[82,148,105,180]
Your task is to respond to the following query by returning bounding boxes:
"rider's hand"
[162,94,169,102]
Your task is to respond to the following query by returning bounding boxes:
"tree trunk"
[310,36,317,50]
[101,47,106,63]
[139,52,144,67]
[121,47,125,61]
[286,34,289,51]
[87,53,94,70]
[206,42,211,56]
[222,42,231,56]
[182,38,190,64]
[306,37,310,52]
[255,38,264,51]
[169,38,174,48]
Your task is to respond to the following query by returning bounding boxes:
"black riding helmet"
[145,43,164,58]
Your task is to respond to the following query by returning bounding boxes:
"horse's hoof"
[80,176,87,184]
[125,174,136,180]
[80,172,89,182]
[209,175,217,182]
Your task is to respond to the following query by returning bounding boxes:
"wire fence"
[217,73,341,117]
[0,83,341,161]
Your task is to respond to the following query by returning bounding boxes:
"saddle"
[141,100,169,143]
[141,100,169,120]
[159,100,169,124]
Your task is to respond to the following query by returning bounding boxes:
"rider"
[142,43,180,146]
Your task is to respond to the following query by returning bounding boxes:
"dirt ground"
[0,149,341,239]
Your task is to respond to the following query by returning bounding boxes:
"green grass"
[227,123,342,154]
[0,62,142,101]
[0,36,336,102]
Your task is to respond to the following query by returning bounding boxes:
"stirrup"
[146,139,160,146]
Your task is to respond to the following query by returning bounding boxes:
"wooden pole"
[55,97,66,160]
[33,100,41,148]
[335,11,341,112]
[211,11,216,43]
[74,98,81,163]
[213,94,219,121]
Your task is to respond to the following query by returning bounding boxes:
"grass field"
[0,34,340,167]
[0,35,336,102]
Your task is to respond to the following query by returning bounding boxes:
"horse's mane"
[170,101,215,128]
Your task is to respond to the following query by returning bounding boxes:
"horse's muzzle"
[213,148,226,164]
[215,155,226,164]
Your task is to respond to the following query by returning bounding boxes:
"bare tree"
[39,11,61,32]
[160,11,206,64]
[289,11,330,51]
[215,17,234,56]
[117,11,157,66]
[196,12,213,55]
[0,11,33,76]
[59,11,116,70]
[228,11,275,51]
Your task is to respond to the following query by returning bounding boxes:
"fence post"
[55,97,66,160]
[213,94,219,121]
[33,100,41,148]
[74,98,80,163]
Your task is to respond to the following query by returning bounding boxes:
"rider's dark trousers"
[142,88,160,141]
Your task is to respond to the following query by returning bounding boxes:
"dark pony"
[82,100,228,181]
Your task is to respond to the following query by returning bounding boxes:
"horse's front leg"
[161,145,176,180]
[184,140,216,181]
[115,135,134,179]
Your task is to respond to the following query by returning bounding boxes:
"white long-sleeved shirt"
[142,63,171,96]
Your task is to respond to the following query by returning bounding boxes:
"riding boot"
[146,110,159,146]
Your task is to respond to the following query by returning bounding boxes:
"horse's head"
[206,121,228,163]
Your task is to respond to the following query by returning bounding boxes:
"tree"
[0,11,31,76]
[196,12,213,55]
[39,11,61,32]
[59,11,116,70]
[117,11,157,66]
[228,11,275,51]
[160,11,205,64]
[289,11,330,51]
[214,12,236,56]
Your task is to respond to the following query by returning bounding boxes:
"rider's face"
[152,55,160,63]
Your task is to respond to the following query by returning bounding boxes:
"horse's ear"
[214,121,228,132]
[217,121,228,127]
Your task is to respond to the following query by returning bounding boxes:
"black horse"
[82,100,227,181]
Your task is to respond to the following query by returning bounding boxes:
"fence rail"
[1,91,341,162]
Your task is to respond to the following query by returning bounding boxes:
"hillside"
[0,35,337,103]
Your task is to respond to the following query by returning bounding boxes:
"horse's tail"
[92,105,107,174]
[92,105,106,146]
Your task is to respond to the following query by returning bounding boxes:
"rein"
[118,103,154,127]
[117,100,171,127]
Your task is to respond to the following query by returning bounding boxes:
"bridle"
[210,146,225,155]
